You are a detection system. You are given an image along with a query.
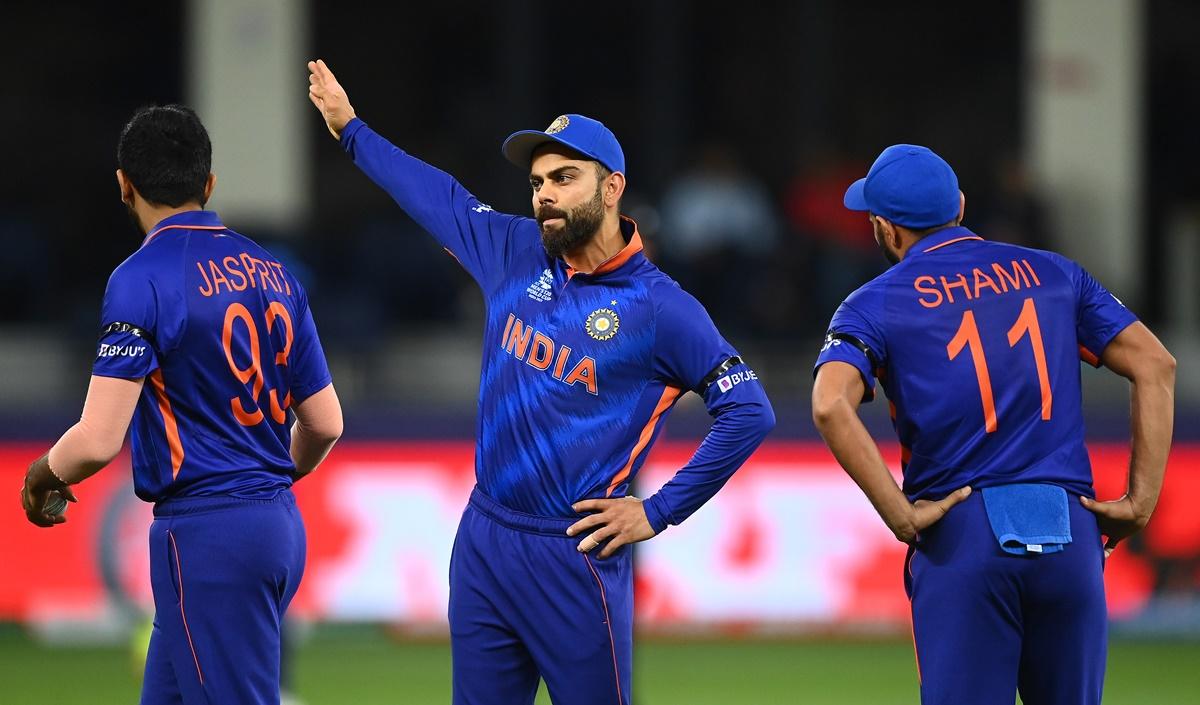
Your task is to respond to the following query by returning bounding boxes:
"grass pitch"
[0,625,1195,703]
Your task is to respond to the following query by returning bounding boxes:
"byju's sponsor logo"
[716,369,758,393]
[98,343,147,358]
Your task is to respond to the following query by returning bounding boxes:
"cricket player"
[19,105,343,705]
[307,59,775,704]
[811,144,1175,705]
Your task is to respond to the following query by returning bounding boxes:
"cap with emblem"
[502,114,625,175]
[843,144,960,229]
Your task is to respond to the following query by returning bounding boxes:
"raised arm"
[306,59,536,293]
[307,59,357,139]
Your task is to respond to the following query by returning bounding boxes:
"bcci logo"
[546,115,570,134]
[585,308,619,341]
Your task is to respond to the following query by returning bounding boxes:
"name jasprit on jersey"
[914,259,1042,310]
[196,253,292,298]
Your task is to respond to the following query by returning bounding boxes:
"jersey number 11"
[946,297,1052,433]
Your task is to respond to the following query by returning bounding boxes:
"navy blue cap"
[843,144,960,229]
[502,114,625,174]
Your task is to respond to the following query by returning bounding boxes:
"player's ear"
[201,173,218,206]
[202,173,217,206]
[957,190,966,224]
[605,171,626,209]
[875,215,896,241]
[116,169,135,207]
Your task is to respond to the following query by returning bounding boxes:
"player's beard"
[124,200,147,236]
[537,183,605,259]
[873,218,901,266]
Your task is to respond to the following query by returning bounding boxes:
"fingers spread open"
[578,526,617,553]
[566,513,606,537]
[573,499,614,514]
[598,534,628,559]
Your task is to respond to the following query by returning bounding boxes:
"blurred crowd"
[0,144,1052,351]
[5,0,1198,361]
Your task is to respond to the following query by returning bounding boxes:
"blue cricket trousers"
[141,491,306,705]
[450,487,633,705]
[907,491,1107,705]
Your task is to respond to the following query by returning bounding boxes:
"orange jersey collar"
[565,216,644,278]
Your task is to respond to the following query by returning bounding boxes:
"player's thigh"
[159,504,303,703]
[146,521,209,704]
[910,494,1023,705]
[1017,501,1107,705]
[140,607,189,703]
[140,624,181,705]
[448,506,541,705]
[450,619,540,705]
[533,547,633,705]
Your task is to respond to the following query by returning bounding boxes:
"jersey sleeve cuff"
[1080,316,1138,368]
[340,118,366,152]
[291,375,334,405]
[643,493,674,535]
[90,368,155,381]
[813,357,876,403]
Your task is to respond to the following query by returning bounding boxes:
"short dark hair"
[910,219,960,238]
[117,105,212,207]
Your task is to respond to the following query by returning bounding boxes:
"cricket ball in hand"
[44,490,68,516]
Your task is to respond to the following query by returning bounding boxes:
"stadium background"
[2,0,1198,702]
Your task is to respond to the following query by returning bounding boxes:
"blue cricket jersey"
[814,227,1137,501]
[92,210,333,503]
[340,118,774,532]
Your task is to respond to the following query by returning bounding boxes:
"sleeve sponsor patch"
[715,368,759,394]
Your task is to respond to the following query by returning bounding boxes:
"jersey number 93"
[222,302,294,427]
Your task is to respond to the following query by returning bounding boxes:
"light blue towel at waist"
[981,484,1072,556]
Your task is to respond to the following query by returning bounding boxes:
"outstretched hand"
[1080,494,1150,558]
[567,496,656,559]
[307,59,356,139]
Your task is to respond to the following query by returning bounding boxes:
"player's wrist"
[25,452,70,492]
[642,494,671,535]
[882,503,919,543]
[1124,492,1156,527]
[332,112,359,140]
